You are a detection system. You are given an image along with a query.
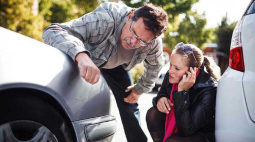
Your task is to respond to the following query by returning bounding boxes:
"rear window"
[247,1,255,14]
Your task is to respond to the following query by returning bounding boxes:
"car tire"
[0,92,73,142]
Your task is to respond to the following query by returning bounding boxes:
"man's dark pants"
[101,65,147,142]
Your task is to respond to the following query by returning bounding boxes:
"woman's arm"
[173,87,217,136]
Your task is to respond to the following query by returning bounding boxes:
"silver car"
[0,27,117,142]
[153,62,170,91]
[215,0,255,141]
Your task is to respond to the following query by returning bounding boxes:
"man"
[42,2,168,142]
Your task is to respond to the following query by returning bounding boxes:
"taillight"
[229,47,244,72]
[229,20,245,72]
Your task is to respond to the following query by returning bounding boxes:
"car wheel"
[0,93,73,142]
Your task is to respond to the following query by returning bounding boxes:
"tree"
[1,0,210,46]
[39,0,101,24]
[0,0,101,41]
[122,0,210,49]
[164,11,210,49]
[216,15,237,57]
[206,27,217,43]
[215,15,237,74]
[74,0,101,16]
[122,0,199,22]
[48,0,78,23]
[0,0,45,41]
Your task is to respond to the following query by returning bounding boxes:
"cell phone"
[179,67,195,82]
[179,73,188,82]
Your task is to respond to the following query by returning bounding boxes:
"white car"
[215,0,255,142]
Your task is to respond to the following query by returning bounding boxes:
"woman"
[146,42,218,142]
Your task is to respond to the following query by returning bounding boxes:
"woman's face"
[168,52,189,84]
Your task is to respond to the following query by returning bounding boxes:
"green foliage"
[16,15,45,41]
[0,0,31,30]
[130,64,145,84]
[151,0,199,23]
[74,0,101,16]
[122,0,199,22]
[215,15,237,56]
[1,0,210,47]
[122,0,209,49]
[215,14,237,74]
[0,0,101,41]
[39,0,53,21]
[164,11,210,49]
[0,0,45,41]
[206,27,217,43]
[49,0,78,23]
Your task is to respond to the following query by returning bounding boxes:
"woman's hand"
[157,97,174,114]
[178,67,198,91]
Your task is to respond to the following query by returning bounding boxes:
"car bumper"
[72,115,117,142]
[215,68,255,142]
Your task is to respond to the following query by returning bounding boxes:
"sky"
[192,0,252,28]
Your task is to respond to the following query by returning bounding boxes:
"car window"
[247,1,255,14]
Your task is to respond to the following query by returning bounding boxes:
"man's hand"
[124,86,141,104]
[157,97,173,114]
[75,52,100,84]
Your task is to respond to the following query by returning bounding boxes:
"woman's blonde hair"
[174,43,218,81]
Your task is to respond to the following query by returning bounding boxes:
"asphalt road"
[110,91,158,142]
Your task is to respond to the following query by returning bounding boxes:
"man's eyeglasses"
[175,42,198,66]
[129,20,155,47]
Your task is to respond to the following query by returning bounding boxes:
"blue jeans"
[101,65,147,142]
